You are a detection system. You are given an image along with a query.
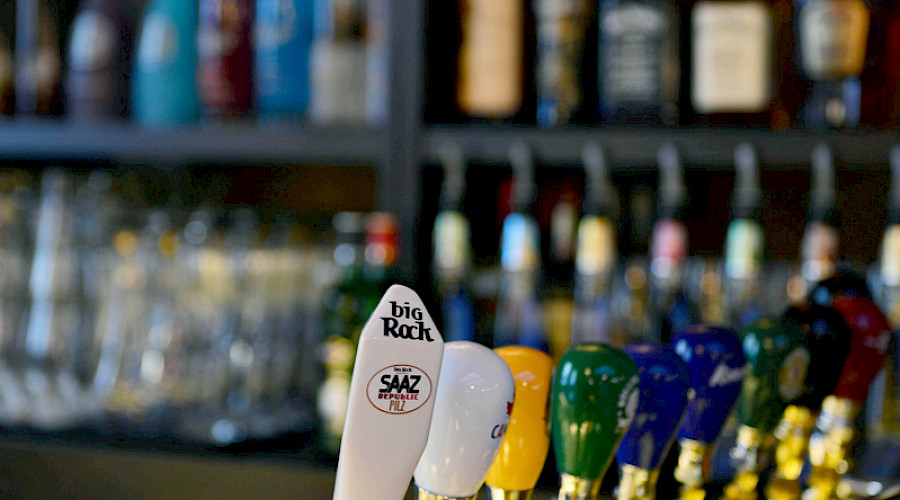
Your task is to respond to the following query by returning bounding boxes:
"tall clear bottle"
[796,0,872,130]
[799,145,840,299]
[15,0,63,116]
[649,145,697,343]
[571,144,618,348]
[723,144,765,329]
[494,143,545,351]
[433,145,476,343]
[597,0,681,125]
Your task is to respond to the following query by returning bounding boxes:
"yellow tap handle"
[485,346,553,498]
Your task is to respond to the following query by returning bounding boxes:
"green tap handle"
[736,318,810,434]
[551,344,640,491]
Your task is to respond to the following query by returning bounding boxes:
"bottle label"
[256,0,298,50]
[433,211,471,276]
[691,1,772,113]
[600,3,669,104]
[501,213,540,272]
[138,12,179,69]
[881,224,900,286]
[458,0,524,117]
[366,365,433,415]
[725,219,763,280]
[800,0,869,79]
[70,11,115,72]
[800,221,839,282]
[576,216,616,276]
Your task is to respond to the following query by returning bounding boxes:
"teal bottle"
[255,0,314,120]
[132,0,201,126]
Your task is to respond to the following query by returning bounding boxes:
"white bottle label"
[138,12,179,69]
[70,11,115,72]
[691,1,772,113]
[800,0,869,79]
[601,3,668,103]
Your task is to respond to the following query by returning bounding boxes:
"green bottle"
[316,212,382,454]
[551,343,640,500]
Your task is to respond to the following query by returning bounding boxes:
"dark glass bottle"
[796,0,872,130]
[535,0,592,126]
[197,0,254,118]
[597,0,681,126]
[66,0,141,120]
[16,1,63,116]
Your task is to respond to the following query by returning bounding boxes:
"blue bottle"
[132,0,200,126]
[255,0,314,120]
[615,343,689,498]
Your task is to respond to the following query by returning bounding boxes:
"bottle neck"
[617,464,659,500]
[487,486,533,500]
[416,488,476,500]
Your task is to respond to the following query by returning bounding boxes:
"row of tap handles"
[331,267,895,500]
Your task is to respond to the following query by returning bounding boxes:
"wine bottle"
[796,0,871,130]
[255,0,314,121]
[799,144,840,297]
[457,0,525,120]
[133,0,202,126]
[197,0,254,119]
[598,0,681,126]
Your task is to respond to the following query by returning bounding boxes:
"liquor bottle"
[16,1,63,116]
[494,143,545,350]
[309,0,366,123]
[316,212,381,453]
[615,343,690,500]
[413,341,515,500]
[722,319,809,500]
[255,0,314,121]
[133,0,202,126]
[765,304,851,500]
[796,0,872,130]
[723,144,765,328]
[433,145,476,343]
[457,0,525,120]
[535,0,591,126]
[572,144,618,347]
[197,0,254,118]
[485,346,553,500]
[597,0,680,126]
[670,326,745,500]
[688,0,791,127]
[799,144,840,298]
[649,145,697,344]
[66,0,141,120]
[551,344,639,500]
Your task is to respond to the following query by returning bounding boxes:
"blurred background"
[0,0,898,498]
